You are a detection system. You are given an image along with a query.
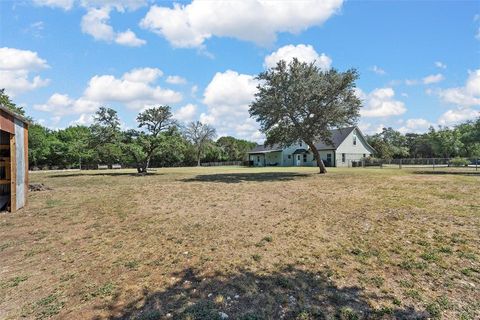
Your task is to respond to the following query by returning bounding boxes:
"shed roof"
[249,127,356,153]
[0,105,30,125]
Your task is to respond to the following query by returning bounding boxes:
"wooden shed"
[0,105,29,212]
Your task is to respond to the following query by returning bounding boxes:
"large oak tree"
[249,59,362,173]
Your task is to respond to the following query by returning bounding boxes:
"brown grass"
[0,167,479,319]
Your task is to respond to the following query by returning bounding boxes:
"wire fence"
[200,161,244,167]
[348,157,480,171]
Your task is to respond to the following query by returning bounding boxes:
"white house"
[248,126,375,167]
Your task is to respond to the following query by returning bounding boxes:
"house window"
[287,155,291,159]
[342,153,346,163]
[363,154,366,158]
[299,141,302,147]
[353,136,357,146]
[303,154,307,162]
[257,156,260,162]
[327,153,332,164]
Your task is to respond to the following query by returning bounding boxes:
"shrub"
[449,157,469,167]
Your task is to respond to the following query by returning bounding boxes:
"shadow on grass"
[98,267,428,320]
[414,170,480,176]
[47,172,159,178]
[181,172,311,183]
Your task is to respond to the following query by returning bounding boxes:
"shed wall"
[14,119,26,210]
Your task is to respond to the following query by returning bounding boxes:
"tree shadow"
[46,172,158,178]
[97,266,429,320]
[413,170,480,176]
[181,172,311,184]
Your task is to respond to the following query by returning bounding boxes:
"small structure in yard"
[0,105,29,212]
[248,126,375,167]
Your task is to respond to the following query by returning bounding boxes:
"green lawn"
[0,167,478,319]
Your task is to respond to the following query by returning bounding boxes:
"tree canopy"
[249,58,361,173]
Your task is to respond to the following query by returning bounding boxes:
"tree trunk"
[197,150,201,166]
[306,141,327,174]
[197,157,201,166]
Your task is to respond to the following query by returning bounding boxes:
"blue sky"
[0,0,479,141]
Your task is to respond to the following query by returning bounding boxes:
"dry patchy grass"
[0,167,479,319]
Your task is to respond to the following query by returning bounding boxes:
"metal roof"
[249,127,356,154]
[0,105,30,125]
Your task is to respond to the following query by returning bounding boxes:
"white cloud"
[435,61,447,69]
[398,118,433,134]
[115,29,146,47]
[70,113,94,126]
[422,73,444,85]
[174,103,197,122]
[438,108,480,126]
[84,68,182,109]
[405,79,418,86]
[140,0,343,48]
[81,7,115,41]
[201,70,260,141]
[80,0,147,11]
[0,47,49,70]
[81,6,146,46]
[166,75,187,85]
[34,67,182,119]
[264,44,332,70]
[0,47,50,96]
[34,93,98,116]
[371,65,386,75]
[33,0,74,10]
[358,87,407,118]
[438,69,480,107]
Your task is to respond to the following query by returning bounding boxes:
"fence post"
[476,158,478,171]
[433,158,435,170]
[399,159,402,169]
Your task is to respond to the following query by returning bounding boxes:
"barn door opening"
[0,130,12,211]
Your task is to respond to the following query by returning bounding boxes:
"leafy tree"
[90,107,124,165]
[29,124,53,168]
[0,89,26,116]
[56,125,93,168]
[249,58,361,173]
[216,136,256,161]
[123,106,177,173]
[367,127,409,159]
[429,127,464,158]
[184,121,217,166]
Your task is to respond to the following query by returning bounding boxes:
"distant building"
[248,126,375,167]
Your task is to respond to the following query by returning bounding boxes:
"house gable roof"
[249,126,357,153]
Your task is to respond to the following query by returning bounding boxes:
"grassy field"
[0,166,479,320]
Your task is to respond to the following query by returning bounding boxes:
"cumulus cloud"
[201,70,262,141]
[438,69,480,107]
[435,61,447,69]
[166,75,187,85]
[264,44,332,70]
[0,47,50,96]
[81,7,146,46]
[84,68,182,109]
[358,87,407,118]
[422,73,444,84]
[33,0,74,10]
[433,70,480,126]
[173,103,197,122]
[140,0,343,48]
[370,65,386,75]
[115,29,146,47]
[398,118,433,134]
[34,67,182,118]
[438,108,480,126]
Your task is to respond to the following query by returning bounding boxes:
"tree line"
[28,106,256,171]
[366,120,480,160]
